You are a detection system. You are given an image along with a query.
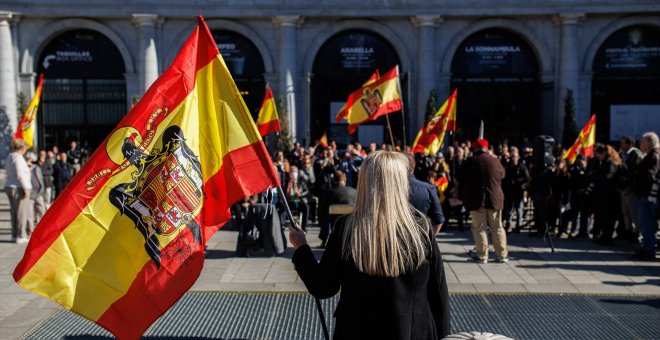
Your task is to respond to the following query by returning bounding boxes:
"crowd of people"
[248,132,660,261]
[4,131,659,261]
[3,139,87,243]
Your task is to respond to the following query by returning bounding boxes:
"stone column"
[555,13,584,137]
[132,14,159,95]
[273,15,302,141]
[0,12,17,133]
[411,15,442,135]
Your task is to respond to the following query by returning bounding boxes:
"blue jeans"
[637,197,659,253]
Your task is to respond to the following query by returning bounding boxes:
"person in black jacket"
[318,169,357,247]
[53,151,73,197]
[633,132,660,259]
[589,144,623,245]
[289,150,451,339]
[502,146,529,232]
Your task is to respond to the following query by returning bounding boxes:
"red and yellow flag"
[563,114,596,163]
[256,86,280,136]
[13,16,279,339]
[335,69,380,123]
[336,66,402,134]
[319,131,328,148]
[434,175,449,203]
[411,89,458,155]
[14,73,44,148]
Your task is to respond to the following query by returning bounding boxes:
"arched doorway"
[450,28,540,145]
[591,25,660,142]
[310,30,402,147]
[212,30,266,120]
[37,29,126,152]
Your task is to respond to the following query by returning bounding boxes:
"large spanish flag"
[14,73,44,148]
[13,16,280,339]
[337,66,402,134]
[563,114,596,163]
[256,86,280,136]
[411,89,457,156]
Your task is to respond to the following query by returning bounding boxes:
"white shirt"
[4,152,32,190]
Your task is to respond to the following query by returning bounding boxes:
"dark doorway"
[591,25,660,143]
[37,29,126,153]
[450,28,541,147]
[310,30,403,147]
[212,30,266,121]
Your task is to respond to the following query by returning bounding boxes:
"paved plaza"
[1,187,659,339]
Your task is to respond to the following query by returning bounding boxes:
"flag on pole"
[336,66,402,134]
[411,89,458,156]
[256,86,280,136]
[14,73,44,148]
[563,114,596,163]
[319,131,328,148]
[335,69,380,123]
[13,16,280,340]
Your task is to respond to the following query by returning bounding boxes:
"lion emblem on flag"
[109,125,203,269]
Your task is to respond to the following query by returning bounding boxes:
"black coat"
[292,219,451,340]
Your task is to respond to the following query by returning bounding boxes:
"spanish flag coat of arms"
[13,16,280,339]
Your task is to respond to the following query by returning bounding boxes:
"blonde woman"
[289,150,450,339]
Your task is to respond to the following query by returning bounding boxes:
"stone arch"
[164,19,274,73]
[303,19,412,76]
[440,18,552,75]
[21,18,134,74]
[583,15,660,72]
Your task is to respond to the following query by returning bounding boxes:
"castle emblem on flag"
[361,88,383,116]
[109,125,203,269]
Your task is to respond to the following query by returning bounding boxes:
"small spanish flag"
[336,66,402,134]
[319,131,328,148]
[256,86,280,136]
[434,175,449,203]
[13,16,280,339]
[14,73,44,148]
[411,89,457,156]
[563,114,596,163]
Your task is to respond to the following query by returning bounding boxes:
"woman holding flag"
[288,150,450,339]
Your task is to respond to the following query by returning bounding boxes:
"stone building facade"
[0,0,659,156]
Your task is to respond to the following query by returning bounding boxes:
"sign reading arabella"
[594,26,660,74]
[341,46,375,69]
[452,29,537,76]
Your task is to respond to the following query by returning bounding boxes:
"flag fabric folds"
[411,89,458,156]
[563,114,596,163]
[14,73,44,147]
[319,131,328,148]
[434,175,449,203]
[335,69,380,123]
[256,86,280,136]
[335,66,402,134]
[13,16,280,340]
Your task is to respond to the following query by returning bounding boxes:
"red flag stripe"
[258,119,281,136]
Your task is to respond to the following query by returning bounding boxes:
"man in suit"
[318,169,357,247]
[406,153,445,235]
[458,138,508,263]
[53,151,73,197]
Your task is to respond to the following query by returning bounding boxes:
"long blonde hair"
[342,151,432,277]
